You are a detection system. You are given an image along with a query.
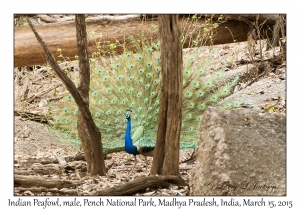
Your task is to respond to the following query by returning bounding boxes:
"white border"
[2,0,299,209]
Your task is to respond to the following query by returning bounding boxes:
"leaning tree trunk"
[150,15,183,176]
[75,15,106,175]
[27,16,106,175]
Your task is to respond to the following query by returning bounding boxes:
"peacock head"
[124,109,132,120]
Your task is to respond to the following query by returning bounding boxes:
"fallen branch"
[16,15,273,67]
[14,110,49,123]
[15,186,80,196]
[27,83,62,103]
[14,165,61,176]
[91,175,188,196]
[14,175,82,188]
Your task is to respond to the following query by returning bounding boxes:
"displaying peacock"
[49,40,241,172]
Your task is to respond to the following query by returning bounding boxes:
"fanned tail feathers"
[50,42,240,149]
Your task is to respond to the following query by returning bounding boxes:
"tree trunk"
[150,15,183,176]
[75,15,106,175]
[27,16,106,176]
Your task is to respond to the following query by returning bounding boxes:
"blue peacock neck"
[125,116,139,155]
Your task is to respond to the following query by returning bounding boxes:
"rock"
[190,107,286,196]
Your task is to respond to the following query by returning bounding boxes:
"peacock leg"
[144,156,148,172]
[129,155,137,176]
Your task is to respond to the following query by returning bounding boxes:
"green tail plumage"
[49,41,240,150]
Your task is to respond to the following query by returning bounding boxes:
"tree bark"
[75,15,106,175]
[151,15,183,176]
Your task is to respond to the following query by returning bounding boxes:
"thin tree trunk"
[75,15,106,175]
[27,16,106,176]
[151,15,183,176]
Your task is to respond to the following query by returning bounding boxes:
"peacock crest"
[49,40,241,150]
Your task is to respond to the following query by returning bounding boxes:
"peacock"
[124,109,155,174]
[49,40,241,173]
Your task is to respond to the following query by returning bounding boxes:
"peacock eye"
[222,89,229,94]
[211,96,217,101]
[199,69,204,74]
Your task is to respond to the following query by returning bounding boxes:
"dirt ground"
[14,27,286,195]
